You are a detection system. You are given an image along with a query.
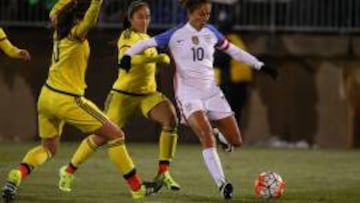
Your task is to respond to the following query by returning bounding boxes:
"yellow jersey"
[0,27,5,39]
[0,27,21,58]
[49,0,72,17]
[46,0,102,95]
[46,36,90,95]
[113,30,158,94]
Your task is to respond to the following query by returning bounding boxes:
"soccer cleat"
[214,129,234,152]
[143,180,163,195]
[2,169,22,202]
[219,182,233,199]
[58,166,74,192]
[155,171,181,191]
[130,185,147,200]
[130,181,163,200]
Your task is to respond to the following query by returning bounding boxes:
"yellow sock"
[71,135,99,168]
[107,138,135,175]
[22,145,52,168]
[159,129,178,161]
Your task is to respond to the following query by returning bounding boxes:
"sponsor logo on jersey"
[204,34,212,44]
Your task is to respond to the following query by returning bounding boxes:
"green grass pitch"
[1,142,359,203]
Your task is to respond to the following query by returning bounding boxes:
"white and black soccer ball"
[254,171,285,199]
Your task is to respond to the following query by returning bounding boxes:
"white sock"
[202,147,226,187]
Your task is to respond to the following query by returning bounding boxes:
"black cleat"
[219,182,233,199]
[214,129,234,152]
[2,181,17,203]
[143,179,163,195]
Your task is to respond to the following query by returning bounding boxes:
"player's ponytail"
[178,0,210,13]
[56,1,77,40]
[122,16,131,39]
[123,16,131,30]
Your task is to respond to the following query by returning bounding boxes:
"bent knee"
[232,137,243,147]
[233,142,242,148]
[42,141,59,156]
[96,121,125,141]
[89,135,107,147]
[162,115,178,131]
[199,131,216,148]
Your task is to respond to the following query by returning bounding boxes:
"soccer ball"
[254,171,285,199]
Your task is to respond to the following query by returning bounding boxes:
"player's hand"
[118,55,131,72]
[156,54,170,64]
[259,64,278,80]
[18,49,31,61]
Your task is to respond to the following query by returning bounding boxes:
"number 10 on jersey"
[191,47,204,61]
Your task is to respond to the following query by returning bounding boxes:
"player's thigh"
[187,110,215,147]
[66,97,124,140]
[104,91,139,128]
[176,98,204,125]
[142,93,177,127]
[61,96,108,134]
[38,112,64,139]
[94,120,125,140]
[37,87,65,139]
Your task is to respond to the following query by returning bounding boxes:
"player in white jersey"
[118,0,278,199]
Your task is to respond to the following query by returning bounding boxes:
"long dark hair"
[178,0,210,13]
[56,0,91,40]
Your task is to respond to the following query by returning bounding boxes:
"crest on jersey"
[192,36,199,45]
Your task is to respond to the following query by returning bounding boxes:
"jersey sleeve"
[118,31,161,65]
[0,28,21,58]
[154,26,179,48]
[206,24,230,50]
[0,28,6,40]
[117,32,133,59]
[72,0,102,40]
[49,0,72,17]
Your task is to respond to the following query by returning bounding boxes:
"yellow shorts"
[37,86,108,138]
[104,89,168,128]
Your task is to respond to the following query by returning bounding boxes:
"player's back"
[46,33,90,96]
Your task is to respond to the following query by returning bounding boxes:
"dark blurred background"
[1,0,360,148]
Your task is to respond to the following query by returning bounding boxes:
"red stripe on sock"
[65,164,77,174]
[158,163,170,174]
[18,165,29,178]
[126,174,142,191]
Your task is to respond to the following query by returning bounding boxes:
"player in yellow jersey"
[1,0,160,202]
[58,0,181,192]
[0,27,30,61]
